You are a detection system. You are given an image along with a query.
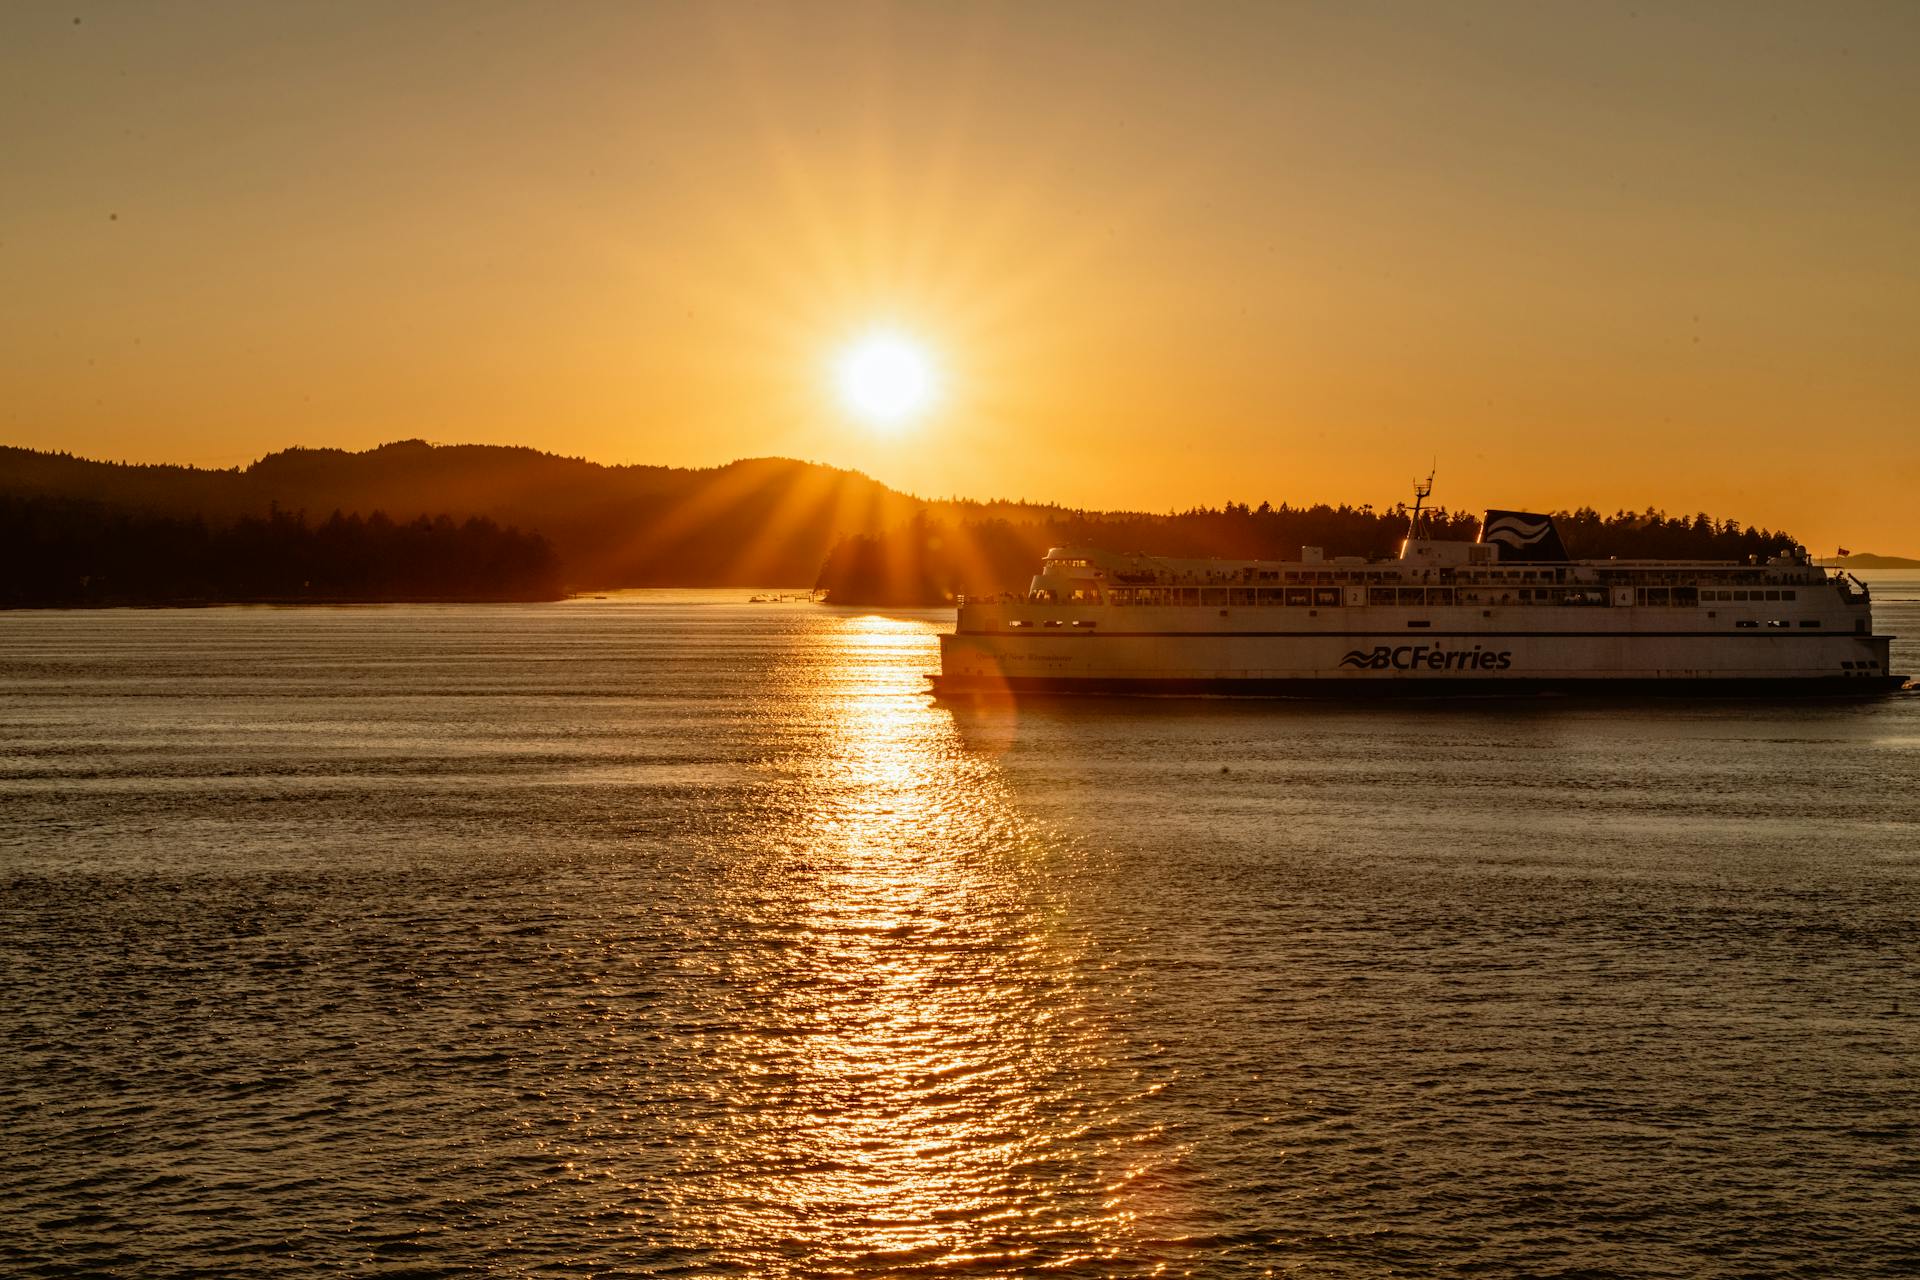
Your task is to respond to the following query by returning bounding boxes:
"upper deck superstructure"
[935,501,1905,696]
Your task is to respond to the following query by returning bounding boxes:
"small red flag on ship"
[1838,546,1851,557]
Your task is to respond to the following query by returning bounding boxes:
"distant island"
[1834,553,1920,569]
[0,439,1860,608]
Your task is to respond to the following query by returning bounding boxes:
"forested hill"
[813,505,1802,606]
[3,442,1803,605]
[0,442,1002,589]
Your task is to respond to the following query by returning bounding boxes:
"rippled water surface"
[5,581,1919,1277]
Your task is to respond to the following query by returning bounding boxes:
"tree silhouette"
[1,496,561,606]
[814,505,1797,605]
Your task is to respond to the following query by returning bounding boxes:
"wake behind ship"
[934,493,1906,697]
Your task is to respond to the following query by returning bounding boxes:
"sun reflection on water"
[662,612,1192,1273]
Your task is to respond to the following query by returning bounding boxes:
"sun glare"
[834,330,939,430]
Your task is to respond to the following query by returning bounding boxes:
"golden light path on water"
[656,614,1191,1272]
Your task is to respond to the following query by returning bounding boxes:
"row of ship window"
[1036,585,1807,607]
[1700,588,1795,602]
[1085,565,1820,588]
[1106,568,1576,586]
[1056,587,1340,606]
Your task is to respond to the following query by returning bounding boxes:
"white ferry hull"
[937,614,1903,697]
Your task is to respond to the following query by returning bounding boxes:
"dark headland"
[0,440,1825,608]
[1834,552,1920,569]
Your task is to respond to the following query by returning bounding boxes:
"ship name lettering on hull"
[1339,644,1514,672]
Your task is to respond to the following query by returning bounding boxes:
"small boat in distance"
[934,483,1907,697]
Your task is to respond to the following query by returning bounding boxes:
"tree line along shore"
[3,497,562,607]
[0,440,1859,608]
[809,505,1806,606]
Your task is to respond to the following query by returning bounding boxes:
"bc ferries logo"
[1341,644,1513,672]
[1478,509,1569,562]
[1480,512,1554,548]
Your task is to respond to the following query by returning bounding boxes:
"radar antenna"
[1409,466,1436,540]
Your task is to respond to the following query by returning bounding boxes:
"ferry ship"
[934,486,1906,697]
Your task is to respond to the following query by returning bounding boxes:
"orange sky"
[3,1,1916,552]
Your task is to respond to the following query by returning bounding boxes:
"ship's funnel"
[1479,510,1568,562]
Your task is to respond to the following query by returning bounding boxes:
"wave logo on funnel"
[1478,510,1568,561]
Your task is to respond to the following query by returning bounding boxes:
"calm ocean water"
[4,576,1918,1277]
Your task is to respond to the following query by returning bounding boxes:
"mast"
[1408,467,1435,540]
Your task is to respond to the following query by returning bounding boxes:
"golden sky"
[3,1,1916,551]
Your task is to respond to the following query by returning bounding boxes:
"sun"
[833,329,939,429]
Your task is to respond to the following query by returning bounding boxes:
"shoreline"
[1,593,569,610]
